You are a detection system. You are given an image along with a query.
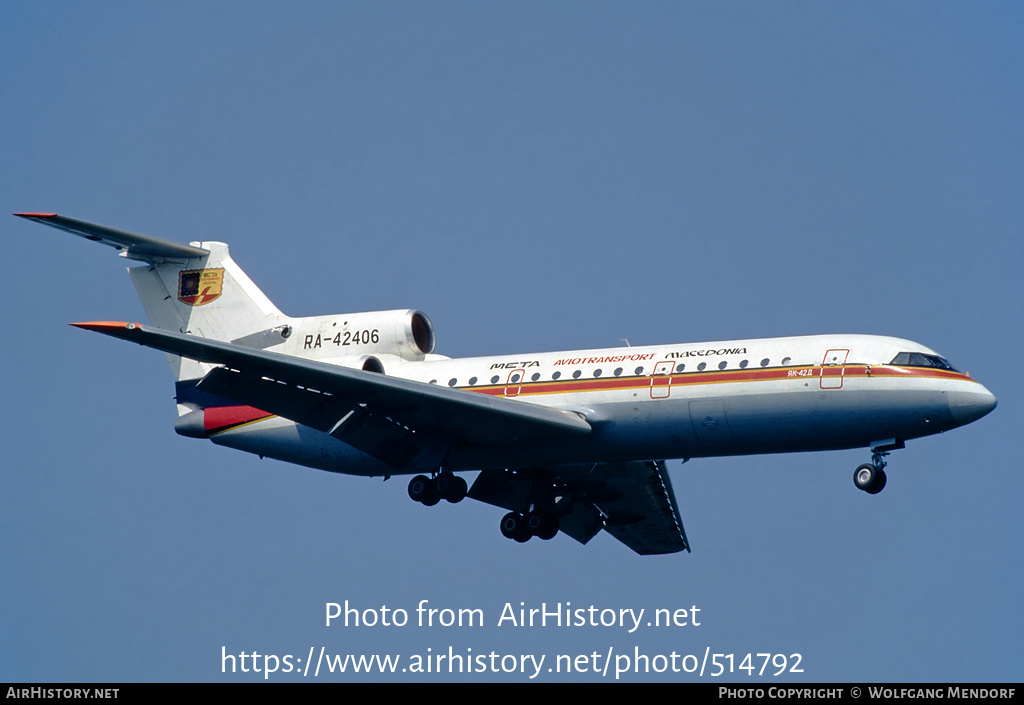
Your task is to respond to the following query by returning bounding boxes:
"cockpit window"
[889,352,960,372]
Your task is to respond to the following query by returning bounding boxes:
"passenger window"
[572,370,582,379]
[740,359,749,369]
[552,371,561,380]
[490,375,499,384]
[676,364,685,373]
[781,357,791,366]
[531,372,540,381]
[635,366,644,375]
[448,378,458,387]
[718,361,727,370]
[760,358,770,367]
[614,367,623,376]
[697,362,707,372]
[469,377,477,386]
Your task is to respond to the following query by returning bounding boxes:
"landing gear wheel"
[500,512,519,539]
[869,468,887,494]
[528,511,559,540]
[854,464,887,494]
[500,512,532,543]
[435,472,468,503]
[408,475,430,502]
[408,475,440,505]
[449,475,468,502]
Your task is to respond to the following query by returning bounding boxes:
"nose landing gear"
[854,463,887,494]
[853,448,890,494]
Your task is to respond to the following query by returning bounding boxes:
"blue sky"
[3,2,1021,682]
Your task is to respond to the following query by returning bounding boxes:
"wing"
[468,460,690,555]
[70,322,688,553]
[72,321,591,467]
[14,212,209,263]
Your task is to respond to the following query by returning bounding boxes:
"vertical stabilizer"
[128,242,286,382]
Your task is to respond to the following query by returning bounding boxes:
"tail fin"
[16,213,287,382]
[128,241,287,381]
[127,241,282,341]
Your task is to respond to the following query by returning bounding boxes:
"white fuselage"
[204,333,996,477]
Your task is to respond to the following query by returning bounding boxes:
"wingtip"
[70,321,141,333]
[14,212,58,219]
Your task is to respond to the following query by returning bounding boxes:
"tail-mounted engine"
[288,309,435,363]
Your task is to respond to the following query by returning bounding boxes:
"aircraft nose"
[948,386,997,425]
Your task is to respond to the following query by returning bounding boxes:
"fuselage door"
[820,349,850,389]
[504,368,526,397]
[650,360,675,399]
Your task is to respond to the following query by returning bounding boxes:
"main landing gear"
[407,472,468,506]
[499,509,559,544]
[407,467,565,545]
[853,449,889,495]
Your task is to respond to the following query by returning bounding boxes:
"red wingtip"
[70,321,141,332]
[14,212,58,218]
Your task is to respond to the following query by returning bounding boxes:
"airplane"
[16,212,998,555]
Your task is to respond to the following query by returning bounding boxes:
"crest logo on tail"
[178,268,224,306]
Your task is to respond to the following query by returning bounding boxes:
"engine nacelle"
[286,309,435,362]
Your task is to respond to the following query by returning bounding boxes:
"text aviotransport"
[554,353,657,366]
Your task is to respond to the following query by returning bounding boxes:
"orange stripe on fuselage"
[461,365,969,398]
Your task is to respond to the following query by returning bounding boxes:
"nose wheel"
[853,449,889,494]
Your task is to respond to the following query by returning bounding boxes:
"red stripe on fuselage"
[204,406,274,434]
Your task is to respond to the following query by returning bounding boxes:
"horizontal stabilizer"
[15,213,209,263]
